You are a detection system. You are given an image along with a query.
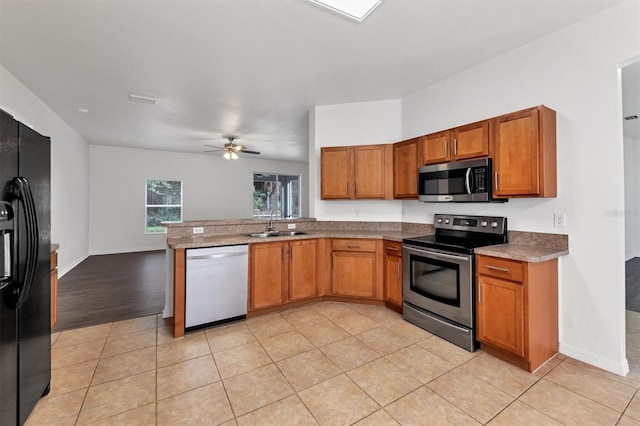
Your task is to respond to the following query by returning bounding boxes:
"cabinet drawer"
[332,239,377,252]
[384,241,402,256]
[477,256,524,282]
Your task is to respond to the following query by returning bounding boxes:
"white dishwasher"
[185,244,248,330]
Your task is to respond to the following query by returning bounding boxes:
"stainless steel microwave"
[418,158,506,203]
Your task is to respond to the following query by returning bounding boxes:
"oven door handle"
[423,251,470,262]
[465,168,472,194]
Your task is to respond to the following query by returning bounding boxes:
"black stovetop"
[403,214,508,255]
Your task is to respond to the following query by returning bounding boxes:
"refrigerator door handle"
[0,230,12,290]
[9,177,40,308]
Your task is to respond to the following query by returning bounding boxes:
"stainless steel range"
[402,214,507,351]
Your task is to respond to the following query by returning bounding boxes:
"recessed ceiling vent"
[625,115,638,121]
[306,0,382,22]
[128,93,158,105]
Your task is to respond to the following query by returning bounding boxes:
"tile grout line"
[72,321,112,425]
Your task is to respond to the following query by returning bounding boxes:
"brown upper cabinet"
[320,146,351,199]
[421,120,490,165]
[492,106,556,198]
[422,131,451,164]
[321,105,556,202]
[453,120,490,161]
[321,145,393,200]
[393,137,421,199]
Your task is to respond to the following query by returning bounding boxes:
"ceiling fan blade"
[241,150,261,155]
[204,144,224,150]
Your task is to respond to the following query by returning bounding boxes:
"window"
[145,179,182,233]
[253,173,300,219]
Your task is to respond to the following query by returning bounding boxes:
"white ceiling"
[0,0,629,162]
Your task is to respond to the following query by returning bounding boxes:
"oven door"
[402,245,473,327]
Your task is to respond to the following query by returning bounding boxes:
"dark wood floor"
[627,257,640,313]
[54,250,166,331]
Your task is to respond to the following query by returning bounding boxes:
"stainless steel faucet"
[266,208,277,232]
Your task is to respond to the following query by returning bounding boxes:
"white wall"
[309,0,639,375]
[398,0,638,375]
[309,99,402,221]
[89,145,309,254]
[0,64,90,276]
[625,135,640,260]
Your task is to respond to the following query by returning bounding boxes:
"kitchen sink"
[278,231,307,236]
[246,231,307,238]
[247,232,279,238]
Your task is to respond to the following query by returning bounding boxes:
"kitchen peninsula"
[164,219,567,332]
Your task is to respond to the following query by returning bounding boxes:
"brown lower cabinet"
[476,254,558,372]
[383,241,403,312]
[330,239,381,299]
[249,239,318,311]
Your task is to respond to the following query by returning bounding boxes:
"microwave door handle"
[465,168,472,194]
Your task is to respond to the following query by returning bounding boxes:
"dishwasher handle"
[187,252,247,261]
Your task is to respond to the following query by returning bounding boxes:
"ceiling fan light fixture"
[223,151,231,160]
[231,152,239,160]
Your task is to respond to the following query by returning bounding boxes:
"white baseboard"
[58,254,89,278]
[88,246,165,256]
[559,342,630,376]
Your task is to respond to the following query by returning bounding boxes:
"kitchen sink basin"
[278,231,307,236]
[247,232,279,238]
[246,231,307,238]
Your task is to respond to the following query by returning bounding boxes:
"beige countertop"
[475,243,568,262]
[165,221,569,261]
[167,230,426,249]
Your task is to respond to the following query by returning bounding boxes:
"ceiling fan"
[204,136,261,160]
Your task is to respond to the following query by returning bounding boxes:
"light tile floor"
[27,303,640,425]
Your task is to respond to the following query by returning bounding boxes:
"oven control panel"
[434,214,506,235]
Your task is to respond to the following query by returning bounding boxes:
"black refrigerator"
[0,108,51,425]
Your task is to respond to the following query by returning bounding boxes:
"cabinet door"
[393,138,420,199]
[331,251,376,298]
[453,120,489,161]
[250,242,287,310]
[354,145,385,199]
[289,240,318,302]
[422,131,451,165]
[493,109,540,197]
[321,147,352,199]
[384,254,402,308]
[477,276,524,357]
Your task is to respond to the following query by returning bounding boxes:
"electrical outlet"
[287,223,296,229]
[554,213,566,227]
[355,209,360,217]
[193,227,204,234]
[402,208,407,218]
